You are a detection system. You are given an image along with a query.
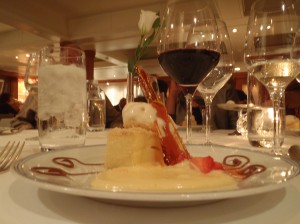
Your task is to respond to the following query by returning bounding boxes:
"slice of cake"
[105,127,164,169]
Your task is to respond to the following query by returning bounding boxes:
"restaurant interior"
[1,1,300,223]
[0,0,299,111]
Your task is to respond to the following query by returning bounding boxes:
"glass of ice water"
[31,46,87,151]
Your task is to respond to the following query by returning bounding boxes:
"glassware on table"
[244,0,300,155]
[157,0,220,143]
[87,80,106,132]
[24,52,39,92]
[26,46,87,151]
[217,103,248,136]
[236,108,248,136]
[247,75,285,148]
[23,52,39,124]
[197,20,234,144]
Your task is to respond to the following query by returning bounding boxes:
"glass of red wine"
[157,0,220,143]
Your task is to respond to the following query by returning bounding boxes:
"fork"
[0,141,25,172]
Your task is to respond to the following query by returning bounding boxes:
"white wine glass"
[197,20,234,144]
[158,0,220,143]
[244,0,300,154]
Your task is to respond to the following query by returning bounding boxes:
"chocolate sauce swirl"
[223,155,266,179]
[31,155,266,180]
[31,157,103,176]
[53,157,102,168]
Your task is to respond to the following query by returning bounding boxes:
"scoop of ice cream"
[122,102,166,133]
[123,102,156,129]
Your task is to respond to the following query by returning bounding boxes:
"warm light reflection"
[18,78,38,103]
[280,171,287,177]
[17,79,28,103]
[99,82,127,105]
[282,66,289,77]
[260,25,264,31]
[267,107,274,121]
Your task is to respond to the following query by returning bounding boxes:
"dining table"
[0,128,300,224]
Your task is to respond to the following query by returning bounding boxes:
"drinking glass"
[244,0,300,155]
[158,0,220,143]
[27,46,87,151]
[197,20,234,144]
[87,80,106,132]
[24,52,39,92]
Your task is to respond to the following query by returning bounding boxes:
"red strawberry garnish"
[213,161,224,170]
[189,156,224,173]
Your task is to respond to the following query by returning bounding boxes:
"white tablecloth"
[0,129,300,224]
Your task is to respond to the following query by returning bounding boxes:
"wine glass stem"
[185,93,193,144]
[270,90,285,155]
[204,95,213,144]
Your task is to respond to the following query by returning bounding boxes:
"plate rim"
[11,144,300,204]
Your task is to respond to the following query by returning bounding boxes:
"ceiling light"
[15,56,19,59]
[232,28,237,33]
[25,54,30,57]
[234,67,241,71]
[106,82,110,86]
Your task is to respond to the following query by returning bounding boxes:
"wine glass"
[197,20,234,144]
[24,52,39,94]
[158,0,220,143]
[244,0,300,155]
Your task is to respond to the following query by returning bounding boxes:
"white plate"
[217,103,247,111]
[11,145,299,207]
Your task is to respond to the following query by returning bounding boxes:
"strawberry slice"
[190,156,224,173]
[213,161,224,170]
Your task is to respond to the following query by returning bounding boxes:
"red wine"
[158,49,220,90]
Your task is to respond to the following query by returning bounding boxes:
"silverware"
[0,141,25,172]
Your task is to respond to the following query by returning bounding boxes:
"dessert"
[90,67,266,192]
[91,101,238,191]
[105,127,164,169]
[92,103,235,191]
[91,159,237,192]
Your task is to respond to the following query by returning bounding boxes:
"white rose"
[138,10,158,35]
